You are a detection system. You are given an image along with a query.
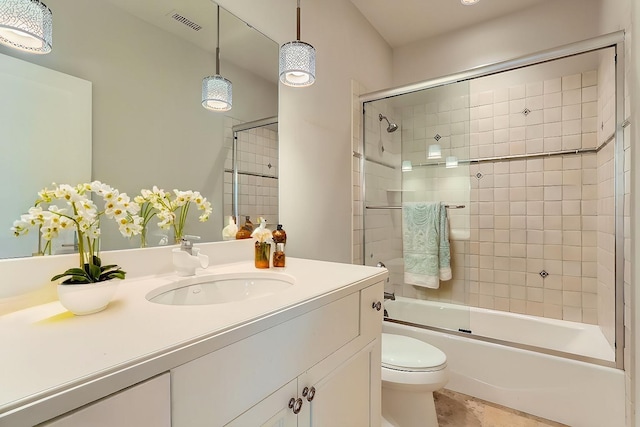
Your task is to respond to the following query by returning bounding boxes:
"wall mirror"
[0,0,278,259]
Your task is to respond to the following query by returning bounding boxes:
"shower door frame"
[359,31,626,369]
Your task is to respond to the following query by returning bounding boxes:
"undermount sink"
[146,272,295,306]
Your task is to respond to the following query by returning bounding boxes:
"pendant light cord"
[216,5,221,75]
[296,0,301,41]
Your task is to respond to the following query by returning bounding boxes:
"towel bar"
[365,204,466,210]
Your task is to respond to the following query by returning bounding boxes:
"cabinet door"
[299,341,378,427]
[40,373,170,427]
[226,379,298,427]
[172,293,359,426]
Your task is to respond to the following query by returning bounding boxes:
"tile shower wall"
[399,68,615,327]
[223,118,279,227]
[352,81,364,265]
[465,70,603,324]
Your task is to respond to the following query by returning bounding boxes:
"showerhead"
[379,113,398,133]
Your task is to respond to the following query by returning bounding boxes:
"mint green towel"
[402,202,452,288]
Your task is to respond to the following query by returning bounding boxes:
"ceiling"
[105,0,279,82]
[349,0,553,48]
[104,0,555,81]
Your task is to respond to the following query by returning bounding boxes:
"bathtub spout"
[384,291,396,301]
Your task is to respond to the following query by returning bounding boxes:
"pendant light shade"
[202,5,231,112]
[279,0,315,87]
[202,75,232,111]
[0,0,52,54]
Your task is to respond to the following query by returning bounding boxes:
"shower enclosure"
[360,33,626,368]
[223,117,279,229]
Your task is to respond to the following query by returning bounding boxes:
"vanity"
[0,240,387,426]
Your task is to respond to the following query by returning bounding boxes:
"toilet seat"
[382,333,447,372]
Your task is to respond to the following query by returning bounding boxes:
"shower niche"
[360,37,625,368]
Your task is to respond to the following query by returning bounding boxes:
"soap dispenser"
[272,224,287,267]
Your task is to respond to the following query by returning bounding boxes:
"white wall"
[218,0,393,262]
[392,0,604,87]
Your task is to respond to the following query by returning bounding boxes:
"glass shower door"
[363,80,472,335]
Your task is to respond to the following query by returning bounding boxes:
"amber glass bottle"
[235,216,254,239]
[272,224,287,267]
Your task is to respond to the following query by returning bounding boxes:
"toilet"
[381,333,449,427]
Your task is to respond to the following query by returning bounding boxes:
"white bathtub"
[384,297,625,427]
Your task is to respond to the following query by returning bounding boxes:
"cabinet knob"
[289,397,303,414]
[306,386,316,402]
[372,301,382,311]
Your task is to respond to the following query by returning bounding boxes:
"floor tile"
[434,389,568,427]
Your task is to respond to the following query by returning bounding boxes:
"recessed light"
[461,0,480,5]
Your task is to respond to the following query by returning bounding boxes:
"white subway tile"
[544,78,562,94]
[582,70,597,87]
[509,84,526,100]
[563,89,582,105]
[582,86,597,102]
[544,137,562,151]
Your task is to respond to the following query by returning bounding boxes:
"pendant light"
[279,0,315,87]
[202,5,232,112]
[0,0,52,54]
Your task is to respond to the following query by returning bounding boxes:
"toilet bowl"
[381,333,449,427]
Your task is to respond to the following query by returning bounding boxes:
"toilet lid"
[381,333,447,370]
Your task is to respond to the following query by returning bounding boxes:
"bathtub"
[384,297,625,427]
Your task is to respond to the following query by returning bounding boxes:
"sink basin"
[146,272,295,306]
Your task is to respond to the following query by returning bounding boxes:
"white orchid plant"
[11,181,143,284]
[134,186,212,246]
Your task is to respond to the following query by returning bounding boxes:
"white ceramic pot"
[57,280,119,315]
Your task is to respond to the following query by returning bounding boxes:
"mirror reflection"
[224,117,279,231]
[0,0,278,259]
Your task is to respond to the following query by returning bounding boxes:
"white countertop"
[0,256,386,426]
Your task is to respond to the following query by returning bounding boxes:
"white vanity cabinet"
[39,373,170,427]
[172,281,384,426]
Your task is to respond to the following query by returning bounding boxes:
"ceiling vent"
[168,11,202,31]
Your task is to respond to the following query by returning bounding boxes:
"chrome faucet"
[173,235,208,277]
[180,235,201,255]
[383,291,395,318]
